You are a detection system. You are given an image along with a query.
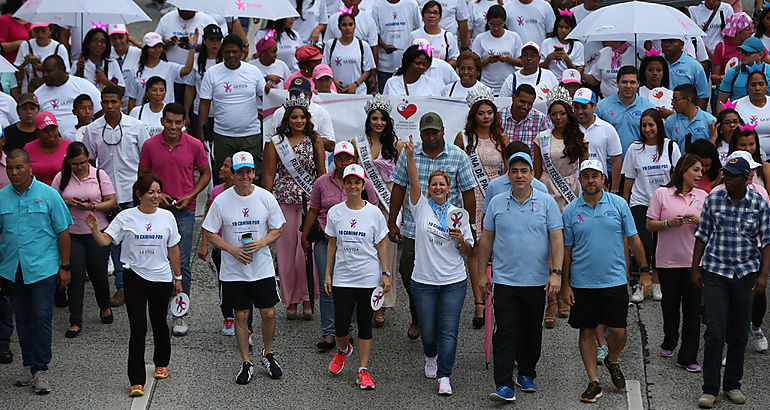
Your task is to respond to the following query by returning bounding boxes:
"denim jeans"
[411,279,467,378]
[313,237,353,338]
[10,267,56,373]
[702,270,756,396]
[0,293,12,345]
[68,233,111,327]
[111,201,134,291]
[170,208,195,296]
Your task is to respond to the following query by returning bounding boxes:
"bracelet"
[315,26,323,31]
[174,275,182,281]
[640,266,651,273]
[663,219,669,229]
[189,45,197,49]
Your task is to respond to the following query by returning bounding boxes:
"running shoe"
[261,349,283,379]
[603,356,626,390]
[222,318,235,336]
[516,374,537,392]
[129,384,144,397]
[236,362,253,385]
[660,348,674,357]
[724,389,746,404]
[329,343,353,374]
[33,371,50,395]
[580,381,602,403]
[437,377,452,395]
[677,362,702,372]
[357,368,375,390]
[752,328,768,352]
[172,316,188,336]
[698,393,716,408]
[651,283,663,301]
[14,370,37,386]
[153,367,168,379]
[630,285,644,303]
[424,355,437,378]
[596,345,609,364]
[489,385,516,402]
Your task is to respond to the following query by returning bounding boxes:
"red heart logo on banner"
[398,103,418,120]
[653,91,663,99]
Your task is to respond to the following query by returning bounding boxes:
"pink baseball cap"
[561,68,581,84]
[312,63,334,79]
[143,32,163,47]
[30,23,50,30]
[334,141,355,157]
[343,164,365,180]
[35,112,58,130]
[295,45,323,62]
[108,24,128,35]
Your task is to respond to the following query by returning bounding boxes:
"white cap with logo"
[232,151,255,170]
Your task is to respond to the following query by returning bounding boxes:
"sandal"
[472,302,485,329]
[286,304,298,320]
[373,308,385,327]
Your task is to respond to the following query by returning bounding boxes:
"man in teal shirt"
[0,149,72,395]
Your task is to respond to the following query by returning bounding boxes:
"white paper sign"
[725,57,740,72]
[647,87,673,108]
[446,208,470,230]
[170,292,190,317]
[371,286,384,310]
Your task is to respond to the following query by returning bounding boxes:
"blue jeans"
[702,270,756,395]
[111,201,134,291]
[170,208,195,296]
[10,267,56,373]
[411,278,467,378]
[0,293,12,345]
[313,237,354,338]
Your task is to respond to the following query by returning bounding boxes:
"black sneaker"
[235,362,253,385]
[317,339,336,352]
[261,349,283,379]
[580,380,602,403]
[603,356,626,390]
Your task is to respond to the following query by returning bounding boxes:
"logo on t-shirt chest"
[221,81,249,94]
[49,97,74,110]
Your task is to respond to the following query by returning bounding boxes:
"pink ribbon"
[720,99,738,110]
[558,8,574,17]
[450,212,463,228]
[739,123,757,132]
[611,42,631,69]
[338,6,353,15]
[645,47,661,57]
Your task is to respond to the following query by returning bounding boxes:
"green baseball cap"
[419,112,444,132]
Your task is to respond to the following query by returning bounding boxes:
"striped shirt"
[498,105,552,151]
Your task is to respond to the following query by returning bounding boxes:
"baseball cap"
[722,157,751,176]
[143,32,164,47]
[738,37,765,53]
[726,151,761,169]
[30,23,50,30]
[572,88,596,104]
[334,141,355,157]
[343,164,365,180]
[507,152,533,168]
[579,159,604,175]
[18,93,39,107]
[419,112,443,132]
[561,68,581,84]
[108,24,128,35]
[203,24,223,40]
[232,151,255,170]
[288,77,312,94]
[34,112,58,130]
[312,63,334,80]
[295,45,323,62]
[520,41,540,55]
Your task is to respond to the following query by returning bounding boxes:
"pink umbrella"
[484,265,493,368]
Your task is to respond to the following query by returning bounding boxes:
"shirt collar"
[12,176,39,196]
[416,141,448,157]
[160,132,187,147]
[576,191,608,208]
[507,187,535,204]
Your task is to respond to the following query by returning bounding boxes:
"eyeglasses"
[101,122,123,145]
[722,120,741,126]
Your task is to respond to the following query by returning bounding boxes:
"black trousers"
[753,291,767,328]
[397,238,419,324]
[333,287,374,340]
[493,285,546,387]
[124,269,172,386]
[658,267,701,365]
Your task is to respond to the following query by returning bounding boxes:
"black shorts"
[631,205,656,267]
[568,285,629,329]
[222,276,280,311]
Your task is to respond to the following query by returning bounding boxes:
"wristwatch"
[60,264,71,271]
[382,271,391,278]
[470,224,477,231]
[551,269,562,276]
[174,275,183,281]
[640,266,651,273]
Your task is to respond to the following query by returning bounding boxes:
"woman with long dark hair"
[74,28,125,93]
[185,24,222,143]
[383,44,442,96]
[755,6,770,51]
[129,76,166,138]
[710,108,743,165]
[686,139,722,192]
[735,70,770,155]
[52,142,117,337]
[257,18,301,72]
[638,55,673,117]
[322,12,375,94]
[453,85,507,329]
[540,10,584,79]
[623,108,681,304]
[263,95,326,320]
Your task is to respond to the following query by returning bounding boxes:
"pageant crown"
[466,84,495,107]
[364,94,393,114]
[545,86,572,109]
[282,94,311,109]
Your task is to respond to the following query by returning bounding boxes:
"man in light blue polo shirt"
[482,141,548,214]
[0,149,72,395]
[717,37,770,104]
[662,37,710,109]
[478,152,563,402]
[561,159,651,404]
[664,84,716,153]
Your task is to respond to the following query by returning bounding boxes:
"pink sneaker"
[329,343,353,374]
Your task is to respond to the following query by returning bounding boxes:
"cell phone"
[179,36,190,49]
[80,198,90,203]
[554,46,564,50]
[241,233,253,246]
[29,56,40,63]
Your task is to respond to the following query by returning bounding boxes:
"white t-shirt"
[71,58,125,90]
[249,59,291,110]
[155,10,218,65]
[471,30,522,93]
[504,0,555,45]
[409,27,459,62]
[326,9,379,47]
[580,116,623,176]
[586,46,639,98]
[383,73,444,96]
[129,104,164,138]
[255,29,301,72]
[410,195,473,286]
[199,62,265,137]
[0,92,19,129]
[621,139,682,207]
[443,79,484,97]
[735,96,770,156]
[500,67,559,99]
[322,38,376,94]
[371,0,423,73]
[126,61,184,104]
[201,185,286,282]
[468,0,497,41]
[13,40,70,92]
[540,37,585,79]
[424,57,460,87]
[571,4,594,23]
[73,126,86,143]
[416,0,469,37]
[34,76,102,139]
[325,201,388,288]
[289,0,328,45]
[104,207,181,282]
[265,102,335,143]
[717,140,730,165]
[184,58,217,115]
[687,3,733,53]
[110,46,142,112]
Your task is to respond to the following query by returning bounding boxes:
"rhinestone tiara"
[282,94,311,109]
[466,84,494,107]
[364,94,392,114]
[545,85,572,110]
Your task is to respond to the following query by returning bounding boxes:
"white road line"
[130,365,156,410]
[627,380,644,410]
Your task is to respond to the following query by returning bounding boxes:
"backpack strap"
[443,29,449,60]
[329,38,338,59]
[449,81,457,95]
[667,139,675,176]
[358,38,364,72]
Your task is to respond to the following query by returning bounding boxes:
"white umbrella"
[167,0,299,19]
[13,0,151,27]
[567,1,706,43]
[0,55,17,73]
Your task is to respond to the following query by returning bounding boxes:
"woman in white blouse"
[383,44,443,96]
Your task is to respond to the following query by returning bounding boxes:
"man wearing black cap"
[692,157,770,408]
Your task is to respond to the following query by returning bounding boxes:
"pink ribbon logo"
[175,296,187,313]
[350,219,357,228]
[145,223,152,232]
[235,0,245,11]
[242,208,249,217]
[450,212,463,228]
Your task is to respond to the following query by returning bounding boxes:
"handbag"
[300,192,324,243]
[95,169,121,222]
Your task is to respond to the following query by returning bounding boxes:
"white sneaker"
[222,318,235,336]
[630,285,645,303]
[753,328,768,352]
[722,357,726,366]
[651,283,663,301]
[424,355,437,378]
[172,317,188,336]
[438,376,452,395]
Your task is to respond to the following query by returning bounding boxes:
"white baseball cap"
[343,164,365,180]
[143,32,163,47]
[573,88,596,105]
[334,141,355,157]
[232,151,255,170]
[726,150,762,169]
[108,24,128,35]
[520,41,540,55]
[561,68,581,84]
[579,159,605,175]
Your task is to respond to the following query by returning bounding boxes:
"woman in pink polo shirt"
[23,112,71,186]
[52,142,117,337]
[646,154,707,372]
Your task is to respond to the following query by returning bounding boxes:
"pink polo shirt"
[139,132,208,211]
[0,152,10,189]
[309,169,379,232]
[24,138,71,186]
[646,186,708,268]
[51,166,116,234]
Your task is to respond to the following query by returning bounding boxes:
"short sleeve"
[719,66,736,93]
[471,36,485,59]
[481,185,494,214]
[500,74,515,98]
[545,195,563,232]
[199,69,214,100]
[712,42,725,67]
[390,153,408,186]
[104,212,126,244]
[619,199,637,237]
[606,126,623,156]
[266,193,287,230]
[483,198,497,232]
[693,63,709,98]
[561,207,574,247]
[49,192,73,233]
[646,188,663,220]
[126,69,139,100]
[309,179,323,211]
[455,0,469,21]
[571,41,585,67]
[670,142,682,167]
[324,208,337,237]
[82,125,96,159]
[192,138,209,168]
[51,172,62,192]
[758,200,770,247]
[371,206,388,244]
[86,82,103,112]
[201,199,223,234]
[621,146,638,179]
[165,213,182,247]
[13,41,28,66]
[139,140,152,168]
[363,44,376,71]
[107,59,125,87]
[446,32,459,61]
